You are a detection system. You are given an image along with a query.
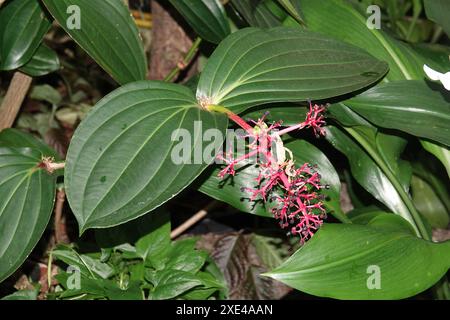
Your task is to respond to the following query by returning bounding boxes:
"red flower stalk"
[216,102,329,243]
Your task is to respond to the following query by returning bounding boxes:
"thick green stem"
[344,127,430,240]
[164,37,202,82]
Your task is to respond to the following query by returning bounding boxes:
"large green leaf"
[424,0,450,37]
[325,125,426,237]
[299,0,423,81]
[198,138,346,222]
[65,81,228,232]
[0,0,52,70]
[345,81,450,146]
[168,0,230,44]
[196,27,388,113]
[42,0,147,84]
[0,147,56,282]
[265,214,450,299]
[19,44,60,77]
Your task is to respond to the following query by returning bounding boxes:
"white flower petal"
[423,64,442,81]
[439,72,450,90]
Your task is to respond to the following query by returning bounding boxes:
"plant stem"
[344,127,430,240]
[405,9,421,42]
[39,158,66,174]
[54,188,69,244]
[47,251,53,290]
[170,201,219,239]
[206,104,254,133]
[0,72,33,130]
[164,37,202,82]
[431,26,443,44]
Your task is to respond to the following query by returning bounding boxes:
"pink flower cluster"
[217,103,329,243]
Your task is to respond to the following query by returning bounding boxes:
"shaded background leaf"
[168,0,230,44]
[42,0,147,84]
[0,0,51,70]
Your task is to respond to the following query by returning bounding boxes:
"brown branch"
[170,201,219,239]
[54,188,69,244]
[0,72,33,130]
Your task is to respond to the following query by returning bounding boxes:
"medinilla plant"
[0,0,449,300]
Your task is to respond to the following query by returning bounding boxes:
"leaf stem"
[163,37,202,82]
[344,127,430,240]
[38,157,66,174]
[206,104,253,133]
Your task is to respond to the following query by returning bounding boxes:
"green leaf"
[0,148,56,282]
[30,84,62,106]
[329,104,413,190]
[299,0,423,81]
[424,0,450,37]
[168,0,230,44]
[55,273,142,300]
[251,234,284,270]
[52,245,114,279]
[149,269,203,300]
[345,81,450,146]
[412,154,450,213]
[199,137,347,222]
[65,81,228,232]
[265,214,450,299]
[42,0,147,84]
[0,0,52,70]
[1,287,39,300]
[375,132,411,192]
[0,128,60,160]
[242,104,308,126]
[411,175,449,229]
[135,212,171,267]
[421,140,450,178]
[325,125,426,237]
[19,44,60,77]
[181,286,218,300]
[230,0,283,28]
[165,238,207,273]
[196,27,388,113]
[411,43,450,75]
[276,0,304,25]
[347,207,387,225]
